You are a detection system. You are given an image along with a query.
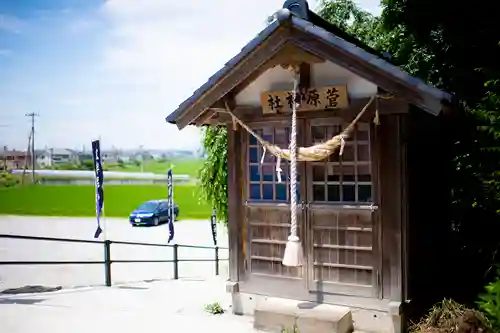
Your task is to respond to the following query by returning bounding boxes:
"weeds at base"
[204,301,224,315]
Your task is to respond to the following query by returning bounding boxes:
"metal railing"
[0,234,227,287]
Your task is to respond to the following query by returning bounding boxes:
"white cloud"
[0,0,383,151]
[99,0,293,89]
[97,0,301,151]
[67,18,100,34]
[89,0,382,151]
[56,97,94,106]
[0,14,25,34]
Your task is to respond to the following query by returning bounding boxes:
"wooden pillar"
[378,114,403,302]
[378,110,409,333]
[227,123,243,282]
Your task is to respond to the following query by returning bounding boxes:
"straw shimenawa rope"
[222,94,384,162]
[218,83,391,268]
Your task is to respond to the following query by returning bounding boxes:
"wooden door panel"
[247,204,303,279]
[243,119,307,281]
[310,208,374,293]
[305,118,379,297]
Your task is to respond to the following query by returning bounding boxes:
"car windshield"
[136,202,159,211]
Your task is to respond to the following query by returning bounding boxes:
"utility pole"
[25,113,39,184]
[139,145,144,173]
[2,145,6,171]
[0,125,8,170]
[21,132,32,185]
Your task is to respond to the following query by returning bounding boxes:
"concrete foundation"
[254,296,353,333]
[228,283,403,333]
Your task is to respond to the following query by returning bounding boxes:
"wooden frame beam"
[204,97,407,126]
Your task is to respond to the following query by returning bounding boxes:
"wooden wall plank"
[227,124,243,282]
[378,114,404,301]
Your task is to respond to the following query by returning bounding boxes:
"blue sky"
[0,0,381,151]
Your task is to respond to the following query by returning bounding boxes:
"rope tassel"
[282,66,304,267]
[339,135,346,156]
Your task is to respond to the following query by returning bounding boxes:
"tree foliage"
[199,126,228,223]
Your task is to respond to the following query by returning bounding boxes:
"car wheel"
[174,213,178,222]
[153,217,159,226]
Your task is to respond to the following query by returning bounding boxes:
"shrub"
[478,268,500,330]
[409,299,492,333]
[0,172,19,188]
[204,302,224,315]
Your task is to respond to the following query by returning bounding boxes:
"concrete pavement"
[0,216,229,289]
[0,216,266,333]
[0,277,264,333]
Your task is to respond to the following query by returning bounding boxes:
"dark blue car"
[129,200,179,226]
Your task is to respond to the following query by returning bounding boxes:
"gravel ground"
[0,215,229,290]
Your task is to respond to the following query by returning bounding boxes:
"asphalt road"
[0,216,229,290]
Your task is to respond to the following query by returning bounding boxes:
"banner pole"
[170,164,174,242]
[167,164,175,244]
[100,135,107,241]
[92,136,105,240]
[102,205,107,241]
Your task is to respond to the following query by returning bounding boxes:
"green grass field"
[104,159,203,178]
[0,184,211,219]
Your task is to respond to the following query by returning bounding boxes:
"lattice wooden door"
[244,121,306,280]
[304,118,380,298]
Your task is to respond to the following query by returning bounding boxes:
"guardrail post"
[215,246,219,276]
[173,244,179,280]
[104,240,112,287]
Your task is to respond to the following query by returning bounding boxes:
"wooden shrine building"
[166,1,454,332]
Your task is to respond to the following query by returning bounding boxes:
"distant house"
[78,152,93,161]
[0,149,31,170]
[118,154,132,163]
[35,150,51,167]
[150,152,164,160]
[36,148,79,167]
[101,150,119,164]
[101,150,135,164]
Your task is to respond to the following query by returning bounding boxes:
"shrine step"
[254,296,353,333]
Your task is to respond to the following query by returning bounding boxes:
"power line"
[25,113,39,184]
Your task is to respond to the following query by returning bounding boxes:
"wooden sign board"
[260,85,349,114]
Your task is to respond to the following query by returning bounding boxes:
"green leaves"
[198,126,228,224]
[318,0,385,50]
[477,268,500,330]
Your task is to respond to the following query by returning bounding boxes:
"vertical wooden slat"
[379,114,404,302]
[371,120,383,299]
[227,124,242,282]
[298,119,309,285]
[399,113,410,302]
[241,130,248,277]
